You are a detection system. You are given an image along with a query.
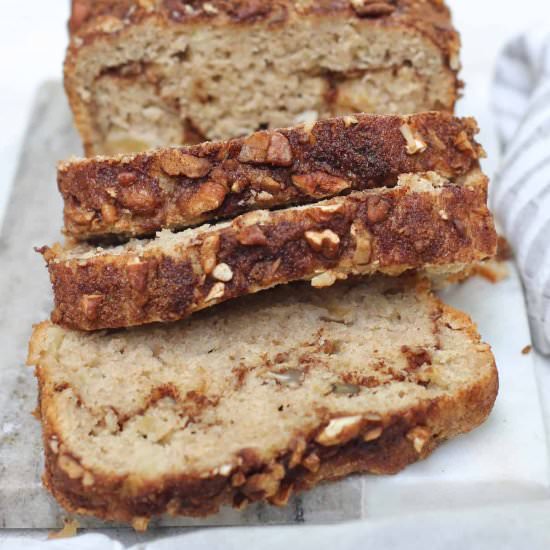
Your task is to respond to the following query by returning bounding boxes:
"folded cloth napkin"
[492,27,550,354]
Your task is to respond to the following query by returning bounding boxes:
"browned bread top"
[59,112,484,240]
[42,170,497,331]
[29,276,498,526]
[68,0,459,60]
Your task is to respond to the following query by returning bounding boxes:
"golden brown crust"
[59,112,483,240]
[32,296,498,525]
[64,1,461,156]
[43,174,497,331]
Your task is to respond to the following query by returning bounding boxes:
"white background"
[0,0,548,225]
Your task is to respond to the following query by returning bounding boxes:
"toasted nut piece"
[159,149,212,177]
[366,196,391,223]
[428,129,446,151]
[243,464,285,498]
[304,229,341,258]
[311,271,337,288]
[49,438,59,454]
[205,282,225,302]
[364,426,383,441]
[238,132,270,163]
[449,51,461,71]
[271,483,293,506]
[231,471,246,487]
[351,222,372,265]
[454,130,476,155]
[127,259,149,292]
[120,186,159,213]
[252,174,282,193]
[236,225,268,246]
[302,452,321,472]
[218,464,233,476]
[200,234,220,275]
[100,203,118,224]
[292,172,350,198]
[316,415,363,446]
[343,115,359,126]
[81,294,103,320]
[58,455,84,479]
[131,517,149,532]
[400,123,427,155]
[350,0,396,17]
[65,205,95,226]
[183,181,227,217]
[266,132,293,166]
[117,171,137,186]
[212,263,233,282]
[82,471,95,487]
[289,437,307,469]
[406,426,431,453]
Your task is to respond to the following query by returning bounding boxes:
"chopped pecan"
[237,225,268,246]
[266,132,293,166]
[100,203,118,224]
[302,452,320,473]
[81,294,103,320]
[119,185,159,214]
[304,229,341,258]
[242,463,285,499]
[117,171,137,186]
[316,416,363,446]
[350,0,396,17]
[288,437,307,469]
[292,172,350,198]
[351,221,372,265]
[212,263,233,282]
[311,271,338,288]
[400,123,427,155]
[127,259,149,292]
[238,132,271,164]
[181,181,228,217]
[200,234,220,275]
[366,196,391,224]
[406,426,431,454]
[159,149,212,178]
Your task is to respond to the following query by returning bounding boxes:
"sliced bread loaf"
[41,170,497,330]
[28,276,498,527]
[59,112,484,240]
[66,0,461,155]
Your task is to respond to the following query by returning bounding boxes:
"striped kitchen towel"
[492,27,550,354]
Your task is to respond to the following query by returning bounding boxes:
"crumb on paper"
[48,518,80,539]
[522,345,532,355]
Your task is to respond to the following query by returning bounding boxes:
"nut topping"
[350,0,396,17]
[406,426,431,454]
[304,229,341,258]
[292,172,350,198]
[400,123,428,155]
[81,294,103,320]
[183,181,228,217]
[302,452,321,473]
[366,196,391,224]
[100,203,118,224]
[117,172,137,186]
[159,149,212,178]
[236,225,268,246]
[266,132,293,166]
[200,234,220,275]
[212,263,233,282]
[288,437,307,469]
[454,130,476,155]
[316,415,363,446]
[205,282,225,302]
[364,426,383,441]
[127,259,149,292]
[351,222,372,265]
[238,132,271,164]
[311,271,337,289]
[58,455,84,480]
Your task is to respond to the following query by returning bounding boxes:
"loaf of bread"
[65,0,461,156]
[41,169,496,330]
[59,112,484,240]
[28,276,498,527]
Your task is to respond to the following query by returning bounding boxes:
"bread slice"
[41,169,497,331]
[65,0,461,156]
[28,276,498,527]
[59,112,484,240]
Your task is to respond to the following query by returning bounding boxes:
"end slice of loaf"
[41,169,497,331]
[65,0,461,156]
[28,276,498,527]
[59,112,484,240]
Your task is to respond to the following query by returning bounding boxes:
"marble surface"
[0,83,548,533]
